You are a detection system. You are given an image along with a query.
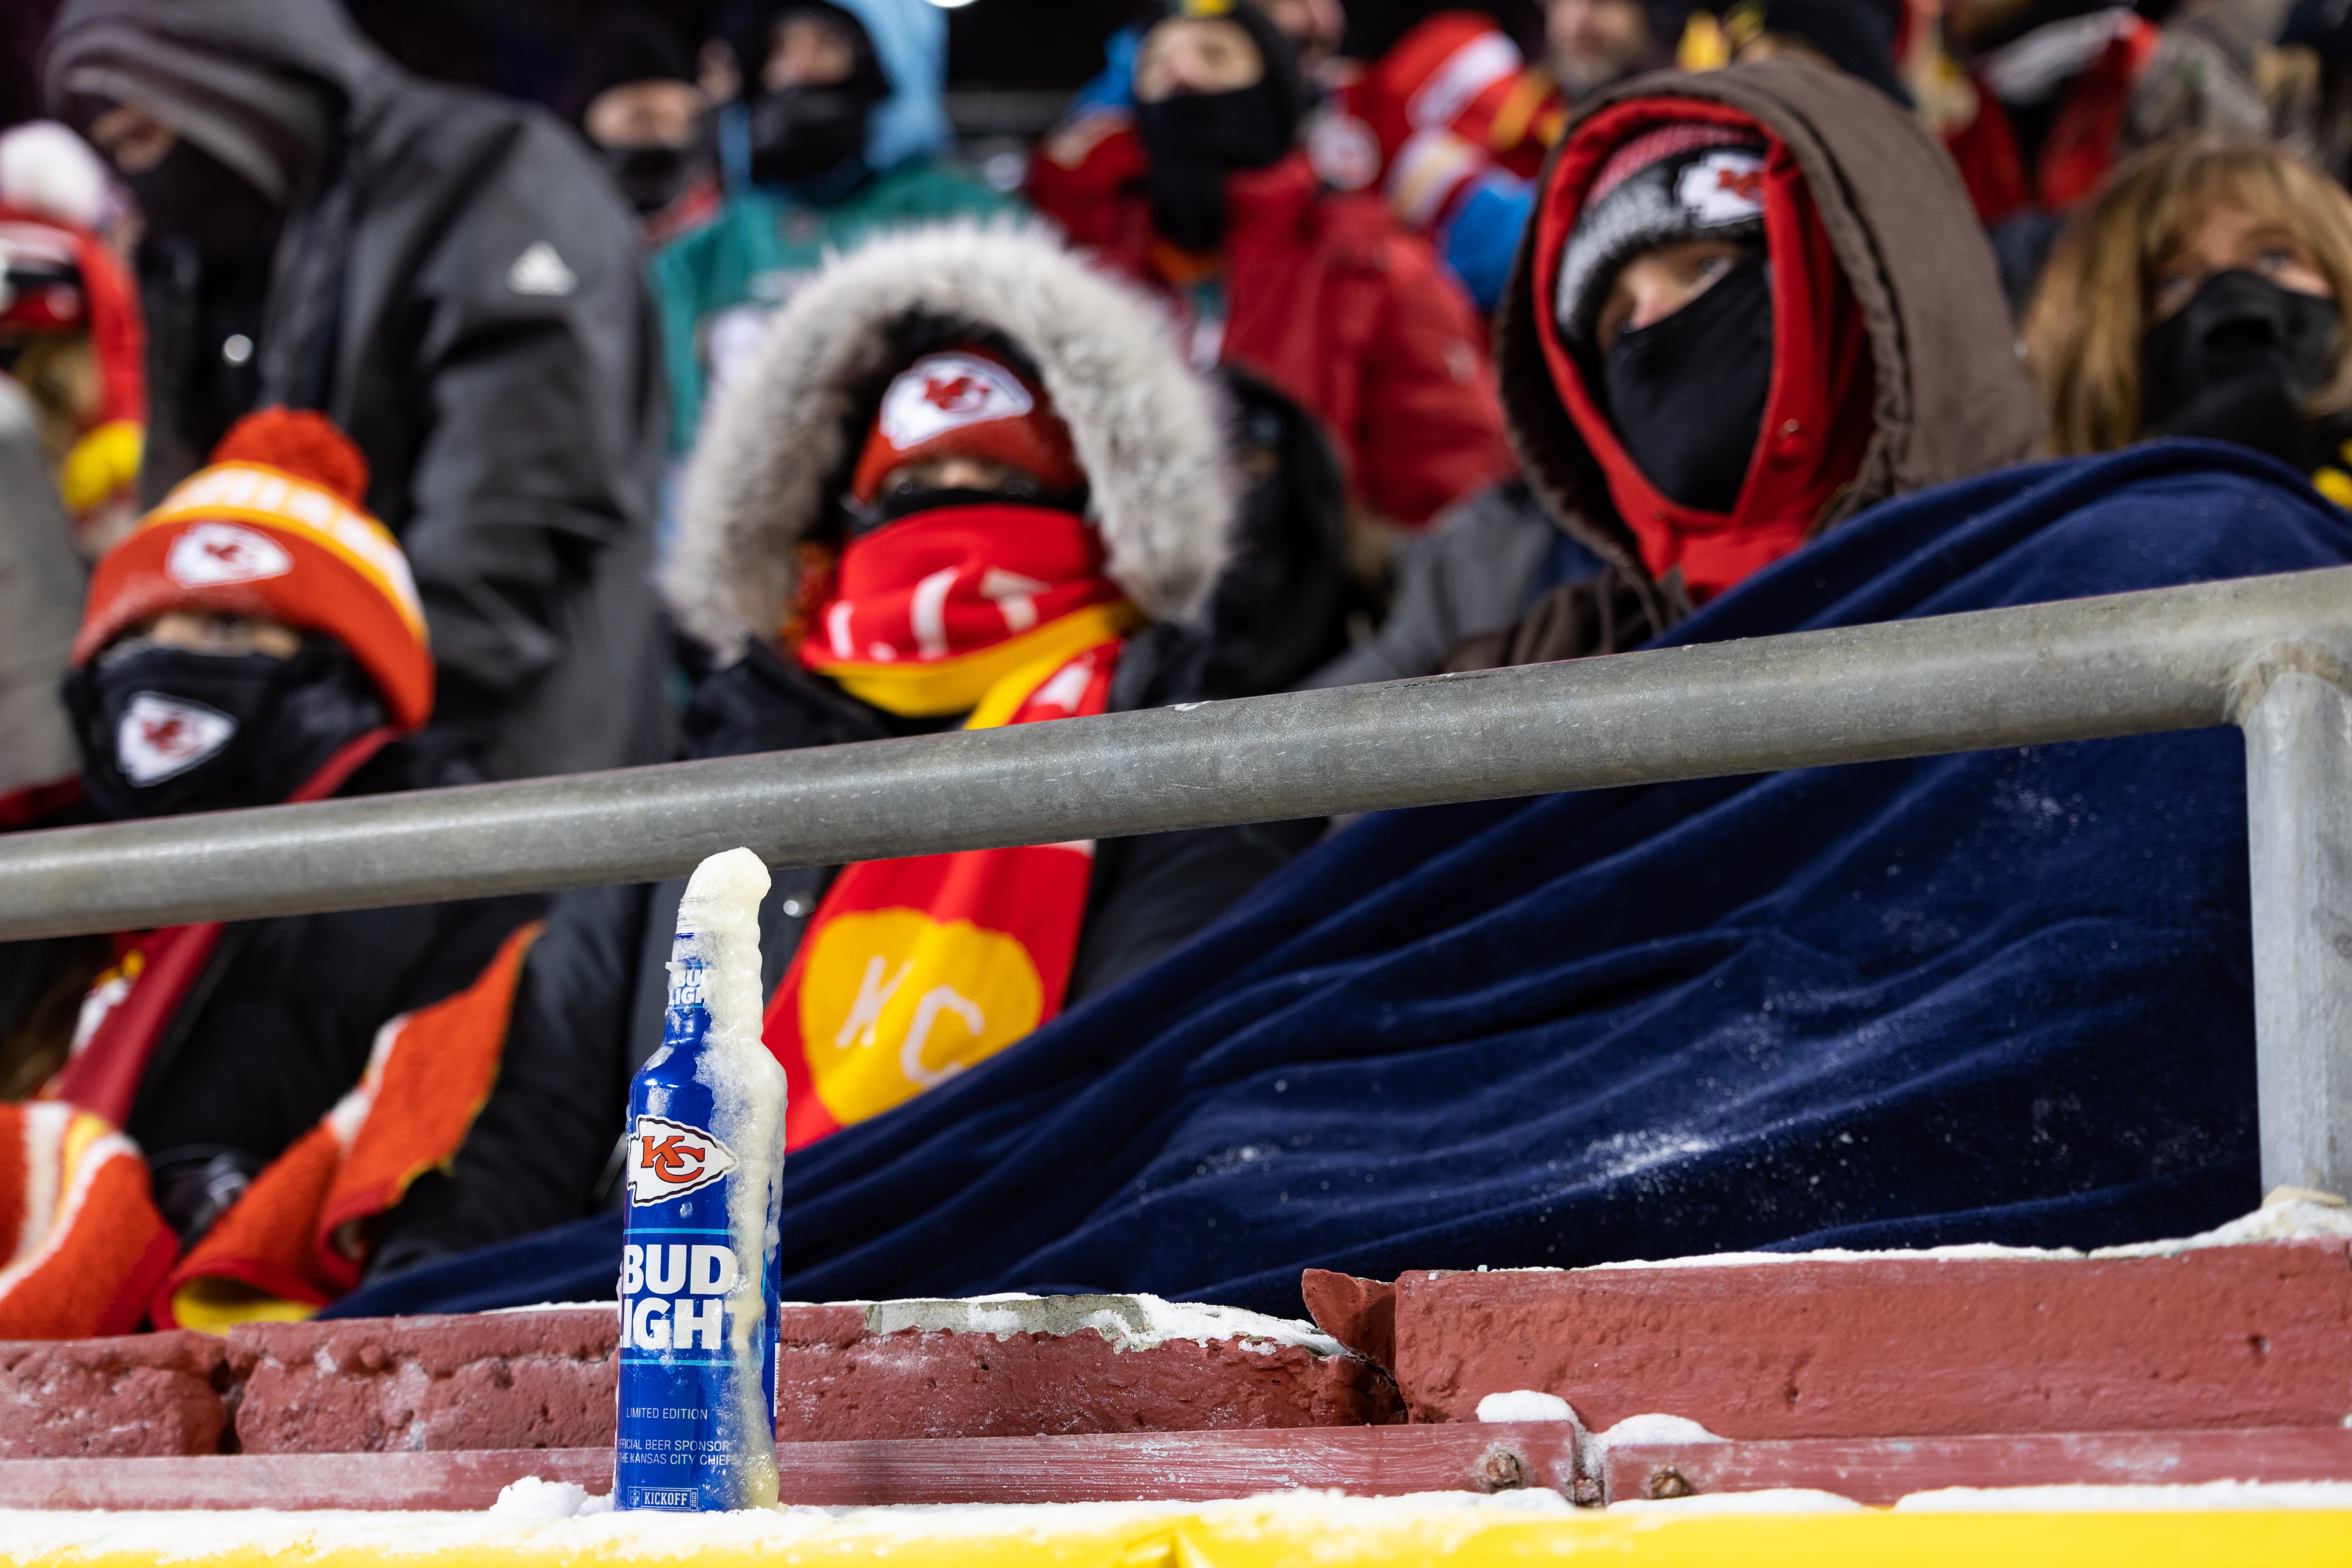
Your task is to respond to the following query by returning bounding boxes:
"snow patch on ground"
[486,1301,617,1315]
[0,1490,1581,1559]
[860,1293,1342,1356]
[488,1478,613,1518]
[1476,1390,1577,1423]
[1611,1488,1864,1515]
[1895,1480,2352,1511]
[1589,1413,1726,1450]
[1548,1190,2352,1274]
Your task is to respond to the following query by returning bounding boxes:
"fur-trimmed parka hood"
[667,223,1230,662]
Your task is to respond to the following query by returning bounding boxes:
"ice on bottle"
[615,847,786,1511]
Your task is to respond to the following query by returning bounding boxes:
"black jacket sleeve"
[366,879,650,1280]
[1069,818,1324,1002]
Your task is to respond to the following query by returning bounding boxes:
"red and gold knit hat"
[847,346,1086,506]
[72,409,434,730]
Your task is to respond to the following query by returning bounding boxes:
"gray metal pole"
[2238,645,2352,1198]
[1,566,2350,943]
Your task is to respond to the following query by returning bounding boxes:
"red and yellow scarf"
[772,503,1138,1146]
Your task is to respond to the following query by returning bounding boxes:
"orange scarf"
[774,504,1134,1146]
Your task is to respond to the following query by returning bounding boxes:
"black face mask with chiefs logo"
[63,637,388,820]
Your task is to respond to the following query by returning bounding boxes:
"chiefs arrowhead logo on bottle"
[627,1113,738,1205]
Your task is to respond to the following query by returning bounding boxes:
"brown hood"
[1494,58,2046,578]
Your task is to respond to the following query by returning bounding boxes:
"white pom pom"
[0,122,111,229]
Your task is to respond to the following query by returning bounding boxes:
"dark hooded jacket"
[44,0,668,780]
[1457,58,2045,670]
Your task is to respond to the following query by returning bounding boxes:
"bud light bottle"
[617,848,787,1511]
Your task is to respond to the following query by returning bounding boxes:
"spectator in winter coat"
[0,377,83,801]
[350,226,1319,1282]
[0,410,545,1338]
[44,0,667,782]
[0,122,144,558]
[1359,12,1567,313]
[1452,57,2043,671]
[566,8,724,248]
[1549,0,1693,97]
[1028,0,1516,533]
[649,0,1018,456]
[2025,135,2352,502]
[1716,0,1912,104]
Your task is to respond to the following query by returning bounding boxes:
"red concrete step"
[1,1297,1394,1461]
[1307,1238,2352,1437]
[0,1426,1572,1511]
[2,1423,2347,1511]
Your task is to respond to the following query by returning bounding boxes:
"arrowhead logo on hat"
[1677,150,1766,227]
[878,352,1035,447]
[116,691,237,785]
[166,522,292,588]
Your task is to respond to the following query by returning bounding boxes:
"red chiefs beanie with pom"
[848,347,1086,506]
[72,409,435,730]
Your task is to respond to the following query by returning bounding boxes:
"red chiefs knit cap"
[72,409,435,731]
[848,346,1086,506]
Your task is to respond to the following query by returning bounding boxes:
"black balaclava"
[1597,251,1776,513]
[747,4,890,191]
[2140,270,2346,468]
[605,134,715,215]
[63,633,388,820]
[569,8,714,216]
[1134,2,1308,253]
[121,136,286,267]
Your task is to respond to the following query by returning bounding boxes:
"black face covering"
[1135,82,1297,253]
[1598,253,1775,514]
[601,133,712,216]
[748,85,877,187]
[846,482,1092,536]
[122,136,284,268]
[2139,270,2345,465]
[63,637,388,820]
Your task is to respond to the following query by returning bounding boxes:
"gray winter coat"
[45,0,668,779]
[0,379,82,796]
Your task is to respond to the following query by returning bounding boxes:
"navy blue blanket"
[334,443,2352,1321]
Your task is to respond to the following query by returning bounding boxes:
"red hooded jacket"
[1529,96,1875,599]
[1030,130,1516,527]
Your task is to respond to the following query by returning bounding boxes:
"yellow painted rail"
[6,1493,2352,1568]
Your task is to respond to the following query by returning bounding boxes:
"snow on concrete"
[1476,1390,1577,1423]
[0,1490,1579,1560]
[1894,1480,2352,1511]
[1475,1189,2352,1275]
[1570,1412,1727,1480]
[487,1478,612,1519]
[859,1293,1344,1357]
[1610,1488,1865,1515]
[1588,1414,1727,1450]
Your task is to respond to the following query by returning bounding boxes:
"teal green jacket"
[651,162,1023,451]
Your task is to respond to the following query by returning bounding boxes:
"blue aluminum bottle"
[615,918,783,1511]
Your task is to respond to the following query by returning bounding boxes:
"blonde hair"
[2024,135,2352,454]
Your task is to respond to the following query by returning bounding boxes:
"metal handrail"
[4,565,2348,1192]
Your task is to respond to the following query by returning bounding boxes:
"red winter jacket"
[1030,132,1516,527]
